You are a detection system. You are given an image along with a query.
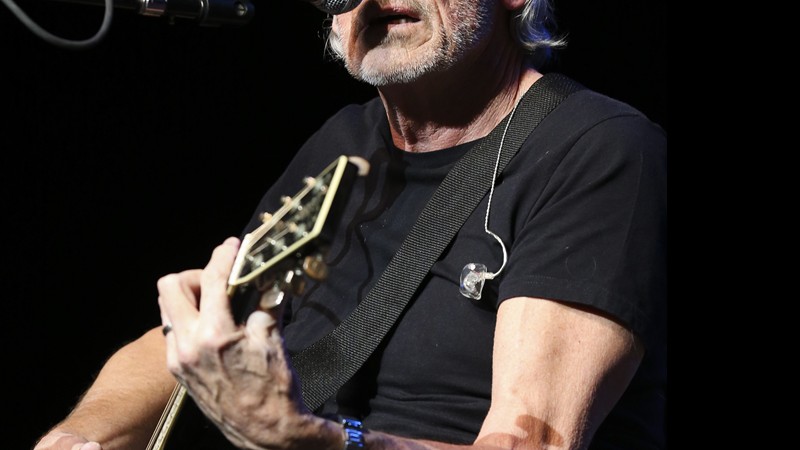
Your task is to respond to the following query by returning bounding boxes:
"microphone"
[50,0,256,27]
[309,0,362,15]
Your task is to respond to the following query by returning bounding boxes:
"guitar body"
[146,155,369,450]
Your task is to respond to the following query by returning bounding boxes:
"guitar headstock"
[227,155,369,309]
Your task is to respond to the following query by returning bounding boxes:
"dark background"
[1,0,666,448]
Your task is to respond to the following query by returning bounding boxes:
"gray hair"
[323,0,566,65]
[512,0,566,61]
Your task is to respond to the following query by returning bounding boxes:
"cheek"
[332,14,354,43]
[332,13,365,63]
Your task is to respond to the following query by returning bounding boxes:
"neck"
[377,58,542,153]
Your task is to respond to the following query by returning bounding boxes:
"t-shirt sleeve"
[498,113,667,344]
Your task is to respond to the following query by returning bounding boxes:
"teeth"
[380,15,414,24]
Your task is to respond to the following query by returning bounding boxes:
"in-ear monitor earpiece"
[460,263,490,300]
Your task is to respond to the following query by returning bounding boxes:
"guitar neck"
[145,383,188,450]
[146,279,243,450]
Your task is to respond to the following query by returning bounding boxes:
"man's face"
[330,0,496,86]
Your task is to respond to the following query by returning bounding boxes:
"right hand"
[33,431,103,450]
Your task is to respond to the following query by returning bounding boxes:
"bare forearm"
[362,432,512,450]
[41,327,176,450]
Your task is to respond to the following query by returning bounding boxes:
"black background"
[1,0,666,448]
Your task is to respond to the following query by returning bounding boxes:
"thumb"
[76,443,102,450]
[245,309,280,343]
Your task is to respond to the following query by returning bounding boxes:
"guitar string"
[246,174,328,261]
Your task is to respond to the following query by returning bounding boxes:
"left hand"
[157,237,332,449]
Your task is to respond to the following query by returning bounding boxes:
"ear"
[501,0,526,11]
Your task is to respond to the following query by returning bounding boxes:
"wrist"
[338,416,366,449]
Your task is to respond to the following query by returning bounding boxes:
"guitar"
[146,155,370,450]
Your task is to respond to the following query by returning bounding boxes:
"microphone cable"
[1,0,112,50]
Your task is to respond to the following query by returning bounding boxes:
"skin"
[331,0,540,152]
[34,0,646,449]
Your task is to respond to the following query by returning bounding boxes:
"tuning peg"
[258,283,285,310]
[304,176,328,194]
[303,254,329,281]
[287,268,306,296]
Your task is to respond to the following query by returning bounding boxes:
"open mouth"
[366,5,421,29]
[371,14,420,26]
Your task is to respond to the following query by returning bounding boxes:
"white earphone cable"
[482,100,518,280]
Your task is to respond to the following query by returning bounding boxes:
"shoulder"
[244,97,385,231]
[290,96,387,170]
[292,97,386,161]
[549,86,667,151]
[317,97,387,135]
[518,82,667,180]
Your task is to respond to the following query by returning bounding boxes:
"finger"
[245,310,274,344]
[197,237,240,320]
[157,269,203,335]
[35,432,87,450]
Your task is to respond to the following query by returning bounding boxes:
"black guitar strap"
[292,73,584,412]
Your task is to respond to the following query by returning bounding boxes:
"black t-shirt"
[240,76,667,448]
